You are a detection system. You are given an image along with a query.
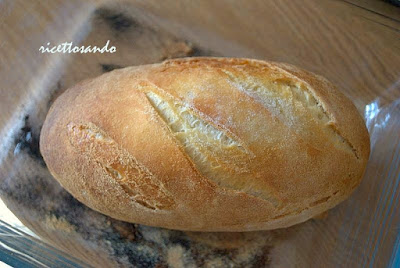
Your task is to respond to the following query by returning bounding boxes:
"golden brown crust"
[40,57,370,231]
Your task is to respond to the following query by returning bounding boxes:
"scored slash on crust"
[162,57,359,159]
[220,67,359,159]
[144,89,280,207]
[67,123,175,210]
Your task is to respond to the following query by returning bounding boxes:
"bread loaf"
[40,57,370,231]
